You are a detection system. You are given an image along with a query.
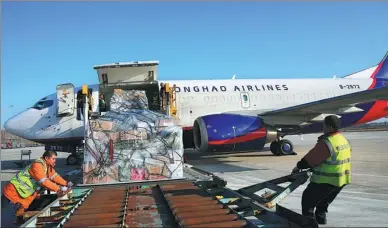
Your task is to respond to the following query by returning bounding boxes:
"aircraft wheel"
[77,154,84,165]
[278,139,296,155]
[270,141,281,156]
[67,154,78,166]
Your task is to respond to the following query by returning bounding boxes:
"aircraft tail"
[370,52,388,80]
[342,51,388,80]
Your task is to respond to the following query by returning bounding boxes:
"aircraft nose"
[4,116,22,137]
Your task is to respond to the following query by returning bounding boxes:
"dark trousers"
[1,195,20,227]
[77,105,84,120]
[302,182,344,219]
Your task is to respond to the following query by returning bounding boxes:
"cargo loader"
[20,167,318,228]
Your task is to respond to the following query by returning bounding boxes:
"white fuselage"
[4,77,376,144]
[162,78,372,127]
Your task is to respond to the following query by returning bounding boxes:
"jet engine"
[193,113,278,153]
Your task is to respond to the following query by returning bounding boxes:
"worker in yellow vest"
[1,150,72,226]
[292,115,351,225]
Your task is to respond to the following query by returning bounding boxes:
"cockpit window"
[32,100,53,110]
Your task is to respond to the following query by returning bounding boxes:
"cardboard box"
[110,90,149,111]
[82,161,119,184]
[90,120,114,131]
[119,130,148,141]
[82,90,184,185]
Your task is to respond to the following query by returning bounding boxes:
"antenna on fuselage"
[232,74,236,80]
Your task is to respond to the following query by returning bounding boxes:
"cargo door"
[240,92,250,108]
[56,83,75,116]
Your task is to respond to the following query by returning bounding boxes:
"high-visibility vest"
[9,158,48,198]
[310,133,352,187]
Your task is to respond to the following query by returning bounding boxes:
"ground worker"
[1,150,73,225]
[99,94,107,113]
[76,89,84,120]
[88,88,94,115]
[292,115,351,225]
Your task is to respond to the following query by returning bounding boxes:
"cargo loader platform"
[20,166,318,228]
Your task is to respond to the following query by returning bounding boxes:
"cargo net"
[83,89,184,184]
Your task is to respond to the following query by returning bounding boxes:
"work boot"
[13,203,26,225]
[315,212,327,225]
[14,216,24,225]
[15,203,25,216]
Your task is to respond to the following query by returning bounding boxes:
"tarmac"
[1,131,387,227]
[186,131,388,227]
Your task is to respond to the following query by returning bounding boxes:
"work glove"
[57,187,71,197]
[57,189,66,197]
[292,166,300,174]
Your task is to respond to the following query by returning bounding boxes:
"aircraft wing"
[228,86,388,126]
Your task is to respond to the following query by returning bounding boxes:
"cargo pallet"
[20,166,318,228]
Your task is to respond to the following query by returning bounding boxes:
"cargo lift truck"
[63,81,178,165]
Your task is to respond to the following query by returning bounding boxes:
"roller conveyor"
[20,167,318,228]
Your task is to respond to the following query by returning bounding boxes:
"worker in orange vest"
[1,150,72,225]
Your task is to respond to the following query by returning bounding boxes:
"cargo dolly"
[20,166,318,228]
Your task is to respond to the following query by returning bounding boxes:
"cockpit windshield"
[31,99,53,110]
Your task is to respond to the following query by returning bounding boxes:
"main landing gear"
[66,146,84,166]
[66,154,79,166]
[270,138,297,156]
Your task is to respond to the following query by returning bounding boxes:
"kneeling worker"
[2,150,73,225]
[292,115,351,225]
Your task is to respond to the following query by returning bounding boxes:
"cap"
[324,115,341,130]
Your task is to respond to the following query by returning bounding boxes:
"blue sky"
[2,2,388,126]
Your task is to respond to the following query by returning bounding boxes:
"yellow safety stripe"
[322,138,337,162]
[312,169,350,177]
[323,158,351,165]
[50,173,58,180]
[34,158,48,173]
[39,177,48,183]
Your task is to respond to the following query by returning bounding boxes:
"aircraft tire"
[67,154,78,166]
[270,141,281,156]
[278,139,295,155]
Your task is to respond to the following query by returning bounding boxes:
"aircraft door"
[56,83,75,116]
[240,92,250,108]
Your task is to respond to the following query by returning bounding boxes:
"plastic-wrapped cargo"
[110,89,149,111]
[82,89,183,184]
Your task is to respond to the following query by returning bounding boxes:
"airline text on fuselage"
[174,84,289,93]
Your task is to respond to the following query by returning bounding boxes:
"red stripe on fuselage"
[370,61,384,79]
[355,100,388,125]
[368,78,376,90]
[368,60,385,89]
[362,60,388,124]
[208,128,267,145]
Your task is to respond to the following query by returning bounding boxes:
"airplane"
[4,52,388,165]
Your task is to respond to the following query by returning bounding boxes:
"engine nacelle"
[193,113,278,153]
